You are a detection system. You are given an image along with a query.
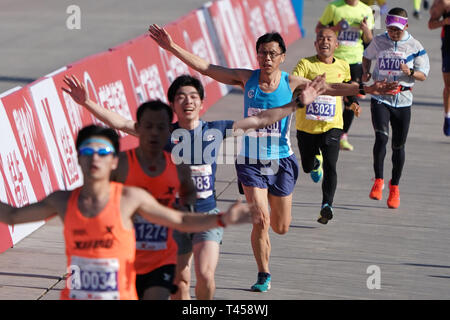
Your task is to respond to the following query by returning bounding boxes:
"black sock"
[258,272,271,278]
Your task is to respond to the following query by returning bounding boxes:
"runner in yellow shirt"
[292,28,360,224]
[316,0,374,151]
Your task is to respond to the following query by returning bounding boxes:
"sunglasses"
[78,146,115,157]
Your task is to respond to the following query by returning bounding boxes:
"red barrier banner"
[52,53,139,151]
[206,0,254,70]
[0,223,12,252]
[108,35,169,110]
[28,77,83,191]
[0,87,61,200]
[172,9,229,111]
[258,0,301,46]
[0,96,46,246]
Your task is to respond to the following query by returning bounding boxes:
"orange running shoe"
[369,178,384,200]
[387,181,400,209]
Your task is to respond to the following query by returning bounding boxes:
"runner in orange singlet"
[0,124,254,300]
[61,181,137,300]
[109,101,195,300]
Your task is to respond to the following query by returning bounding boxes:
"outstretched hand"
[148,24,173,51]
[297,73,327,106]
[223,200,260,226]
[62,75,88,105]
[368,79,399,95]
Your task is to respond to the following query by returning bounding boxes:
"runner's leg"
[193,240,220,300]
[243,185,271,274]
[173,252,193,300]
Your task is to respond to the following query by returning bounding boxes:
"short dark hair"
[76,124,120,155]
[256,32,286,54]
[167,75,204,103]
[136,100,173,124]
[388,7,408,18]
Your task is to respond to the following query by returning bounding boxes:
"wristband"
[359,82,366,96]
[217,212,226,228]
[409,68,415,77]
[295,95,306,109]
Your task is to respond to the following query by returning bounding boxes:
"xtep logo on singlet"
[74,237,114,250]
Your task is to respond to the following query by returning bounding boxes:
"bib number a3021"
[67,256,120,300]
[305,95,337,122]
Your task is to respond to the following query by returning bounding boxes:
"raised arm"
[62,75,138,136]
[130,187,253,232]
[0,192,66,225]
[148,24,253,88]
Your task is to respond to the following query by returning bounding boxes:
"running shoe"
[444,117,450,136]
[413,11,421,19]
[387,180,400,209]
[251,273,271,292]
[317,203,333,225]
[340,134,354,151]
[310,154,323,183]
[369,178,384,200]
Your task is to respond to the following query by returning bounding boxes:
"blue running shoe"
[251,273,271,292]
[317,203,333,224]
[444,117,450,136]
[310,154,323,183]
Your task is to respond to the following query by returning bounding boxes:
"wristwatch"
[358,82,366,96]
[409,68,415,77]
[295,95,306,109]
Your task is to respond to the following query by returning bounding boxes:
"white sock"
[445,112,450,118]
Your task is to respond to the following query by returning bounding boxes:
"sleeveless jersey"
[125,149,179,275]
[61,182,137,300]
[242,70,293,160]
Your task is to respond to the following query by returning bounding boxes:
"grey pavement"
[0,0,449,300]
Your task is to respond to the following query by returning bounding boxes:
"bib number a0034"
[305,95,337,122]
[133,214,168,251]
[378,51,407,76]
[67,256,120,300]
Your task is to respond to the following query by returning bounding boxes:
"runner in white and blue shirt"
[363,7,429,209]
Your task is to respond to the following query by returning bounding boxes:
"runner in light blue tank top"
[242,70,294,160]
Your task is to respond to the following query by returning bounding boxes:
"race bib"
[305,95,337,122]
[377,51,407,76]
[338,27,360,46]
[133,214,168,251]
[190,164,213,199]
[246,107,281,137]
[68,256,120,300]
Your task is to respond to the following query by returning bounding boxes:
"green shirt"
[319,0,374,64]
